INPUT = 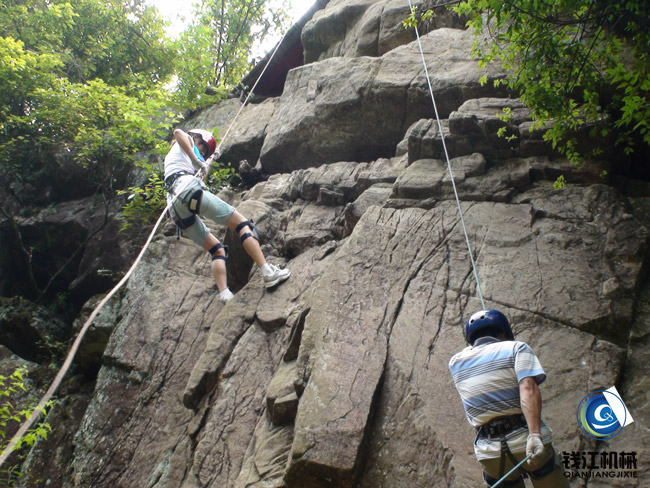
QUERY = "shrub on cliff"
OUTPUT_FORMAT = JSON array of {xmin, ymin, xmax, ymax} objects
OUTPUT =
[{"xmin": 453, "ymin": 0, "xmax": 650, "ymax": 165}]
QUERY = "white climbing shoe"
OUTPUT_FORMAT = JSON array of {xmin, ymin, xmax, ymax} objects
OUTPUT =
[
  {"xmin": 263, "ymin": 264, "xmax": 291, "ymax": 289},
  {"xmin": 218, "ymin": 288, "xmax": 234, "ymax": 304}
]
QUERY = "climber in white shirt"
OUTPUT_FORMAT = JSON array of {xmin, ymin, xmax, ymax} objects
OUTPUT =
[{"xmin": 164, "ymin": 128, "xmax": 290, "ymax": 303}]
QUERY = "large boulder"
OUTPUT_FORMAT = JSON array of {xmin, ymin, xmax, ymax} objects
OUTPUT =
[
  {"xmin": 260, "ymin": 28, "xmax": 505, "ymax": 173},
  {"xmin": 218, "ymin": 99, "xmax": 278, "ymax": 165},
  {"xmin": 303, "ymin": 0, "xmax": 467, "ymax": 62},
  {"xmin": 407, "ymin": 98, "xmax": 554, "ymax": 161}
]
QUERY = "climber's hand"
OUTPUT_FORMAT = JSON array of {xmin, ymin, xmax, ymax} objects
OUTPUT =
[
  {"xmin": 198, "ymin": 161, "xmax": 211, "ymax": 179},
  {"xmin": 526, "ymin": 433, "xmax": 545, "ymax": 470}
]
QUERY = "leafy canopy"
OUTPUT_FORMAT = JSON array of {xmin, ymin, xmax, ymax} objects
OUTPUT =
[
  {"xmin": 0, "ymin": 0, "xmax": 177, "ymax": 209},
  {"xmin": 171, "ymin": 0, "xmax": 290, "ymax": 109},
  {"xmin": 0, "ymin": 0, "xmax": 173, "ymax": 85},
  {"xmin": 1, "ymin": 0, "xmax": 290, "ymax": 237},
  {"xmin": 451, "ymin": 0, "xmax": 650, "ymax": 163}
]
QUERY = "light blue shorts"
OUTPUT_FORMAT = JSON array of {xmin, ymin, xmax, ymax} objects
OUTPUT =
[{"xmin": 170, "ymin": 182, "xmax": 235, "ymax": 246}]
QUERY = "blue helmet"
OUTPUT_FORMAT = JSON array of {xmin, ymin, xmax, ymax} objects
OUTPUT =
[{"xmin": 464, "ymin": 309, "xmax": 514, "ymax": 344}]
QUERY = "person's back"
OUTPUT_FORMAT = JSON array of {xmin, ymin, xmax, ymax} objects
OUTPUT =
[{"xmin": 448, "ymin": 310, "xmax": 569, "ymax": 488}]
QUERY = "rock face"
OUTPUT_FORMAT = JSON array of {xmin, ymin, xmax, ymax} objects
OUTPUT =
[
  {"xmin": 14, "ymin": 2, "xmax": 650, "ymax": 488},
  {"xmin": 302, "ymin": 0, "xmax": 467, "ymax": 62},
  {"xmin": 259, "ymin": 27, "xmax": 505, "ymax": 173}
]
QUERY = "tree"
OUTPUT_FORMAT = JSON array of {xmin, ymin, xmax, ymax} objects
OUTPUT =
[
  {"xmin": 0, "ymin": 0, "xmax": 177, "ymax": 212},
  {"xmin": 451, "ymin": 0, "xmax": 650, "ymax": 165},
  {"xmin": 171, "ymin": 0, "xmax": 290, "ymax": 109},
  {"xmin": 0, "ymin": 0, "xmax": 173, "ymax": 85},
  {"xmin": 0, "ymin": 0, "xmax": 178, "ymax": 307}
]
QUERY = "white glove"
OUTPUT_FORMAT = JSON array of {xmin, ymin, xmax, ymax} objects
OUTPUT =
[
  {"xmin": 526, "ymin": 433, "xmax": 545, "ymax": 469},
  {"xmin": 213, "ymin": 147, "xmax": 222, "ymax": 159},
  {"xmin": 198, "ymin": 161, "xmax": 211, "ymax": 178}
]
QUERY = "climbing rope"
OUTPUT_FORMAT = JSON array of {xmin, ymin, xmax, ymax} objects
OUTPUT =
[
  {"xmin": 0, "ymin": 27, "xmax": 291, "ymax": 468},
  {"xmin": 407, "ymin": 0, "xmax": 486, "ymax": 310},
  {"xmin": 491, "ymin": 454, "xmax": 533, "ymax": 487}
]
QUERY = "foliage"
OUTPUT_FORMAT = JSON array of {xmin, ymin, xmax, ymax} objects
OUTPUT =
[
  {"xmin": 451, "ymin": 0, "xmax": 650, "ymax": 164},
  {"xmin": 171, "ymin": 0, "xmax": 291, "ymax": 109},
  {"xmin": 0, "ymin": 367, "xmax": 53, "ymax": 486},
  {"xmin": 553, "ymin": 175, "xmax": 566, "ymax": 189},
  {"xmin": 117, "ymin": 158, "xmax": 236, "ymax": 231},
  {"xmin": 0, "ymin": 0, "xmax": 173, "ymax": 85},
  {"xmin": 117, "ymin": 170, "xmax": 167, "ymax": 231},
  {"xmin": 402, "ymin": 5, "xmax": 434, "ymax": 29},
  {"xmin": 205, "ymin": 162, "xmax": 236, "ymax": 193},
  {"xmin": 0, "ymin": 0, "xmax": 178, "ymax": 210}
]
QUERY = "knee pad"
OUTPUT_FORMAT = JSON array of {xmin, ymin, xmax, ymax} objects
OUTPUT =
[
  {"xmin": 483, "ymin": 471, "xmax": 522, "ymax": 487},
  {"xmin": 235, "ymin": 220, "xmax": 259, "ymax": 244},
  {"xmin": 208, "ymin": 243, "xmax": 228, "ymax": 262},
  {"xmin": 188, "ymin": 189, "xmax": 203, "ymax": 214}
]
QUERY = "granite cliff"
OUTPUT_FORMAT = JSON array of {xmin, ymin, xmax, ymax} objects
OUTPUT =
[{"xmin": 1, "ymin": 1, "xmax": 648, "ymax": 487}]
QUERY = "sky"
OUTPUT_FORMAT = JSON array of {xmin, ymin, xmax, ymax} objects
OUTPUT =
[{"xmin": 146, "ymin": 0, "xmax": 318, "ymax": 45}]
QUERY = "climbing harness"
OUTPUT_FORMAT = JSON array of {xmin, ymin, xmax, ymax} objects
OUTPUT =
[
  {"xmin": 476, "ymin": 415, "xmax": 557, "ymax": 486},
  {"xmin": 406, "ymin": 0, "xmax": 485, "ymax": 310},
  {"xmin": 0, "ymin": 22, "xmax": 291, "ymax": 469},
  {"xmin": 476, "ymin": 415, "xmax": 528, "ymax": 485},
  {"xmin": 164, "ymin": 170, "xmax": 194, "ymax": 191},
  {"xmin": 488, "ymin": 454, "xmax": 533, "ymax": 488},
  {"xmin": 478, "ymin": 414, "xmax": 527, "ymax": 439}
]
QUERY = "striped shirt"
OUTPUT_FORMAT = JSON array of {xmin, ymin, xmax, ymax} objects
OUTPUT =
[{"xmin": 449, "ymin": 337, "xmax": 553, "ymax": 459}]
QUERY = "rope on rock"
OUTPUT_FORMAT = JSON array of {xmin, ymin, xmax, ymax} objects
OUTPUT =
[
  {"xmin": 0, "ymin": 27, "xmax": 290, "ymax": 469},
  {"xmin": 406, "ymin": 0, "xmax": 486, "ymax": 310}
]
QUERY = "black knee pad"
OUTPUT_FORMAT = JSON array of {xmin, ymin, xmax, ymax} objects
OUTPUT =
[
  {"xmin": 188, "ymin": 189, "xmax": 203, "ymax": 214},
  {"xmin": 235, "ymin": 220, "xmax": 259, "ymax": 244},
  {"xmin": 208, "ymin": 243, "xmax": 228, "ymax": 262},
  {"xmin": 483, "ymin": 471, "xmax": 522, "ymax": 487}
]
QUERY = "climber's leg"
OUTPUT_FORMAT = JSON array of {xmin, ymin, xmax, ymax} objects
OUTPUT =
[
  {"xmin": 226, "ymin": 211, "xmax": 290, "ymax": 289},
  {"xmin": 203, "ymin": 234, "xmax": 227, "ymax": 292},
  {"xmin": 226, "ymin": 211, "xmax": 265, "ymax": 267}
]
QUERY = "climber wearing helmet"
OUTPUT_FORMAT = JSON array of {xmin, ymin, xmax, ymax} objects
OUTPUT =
[
  {"xmin": 164, "ymin": 128, "xmax": 290, "ymax": 303},
  {"xmin": 448, "ymin": 310, "xmax": 569, "ymax": 488}
]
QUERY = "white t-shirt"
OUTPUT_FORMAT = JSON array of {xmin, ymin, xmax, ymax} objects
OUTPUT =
[
  {"xmin": 163, "ymin": 141, "xmax": 203, "ymax": 180},
  {"xmin": 164, "ymin": 142, "xmax": 204, "ymax": 201}
]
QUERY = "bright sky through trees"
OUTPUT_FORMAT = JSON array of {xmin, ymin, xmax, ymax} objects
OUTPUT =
[{"xmin": 147, "ymin": 0, "xmax": 316, "ymax": 44}]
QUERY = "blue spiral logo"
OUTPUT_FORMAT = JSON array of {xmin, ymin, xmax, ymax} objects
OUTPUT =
[{"xmin": 576, "ymin": 390, "xmax": 626, "ymax": 440}]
